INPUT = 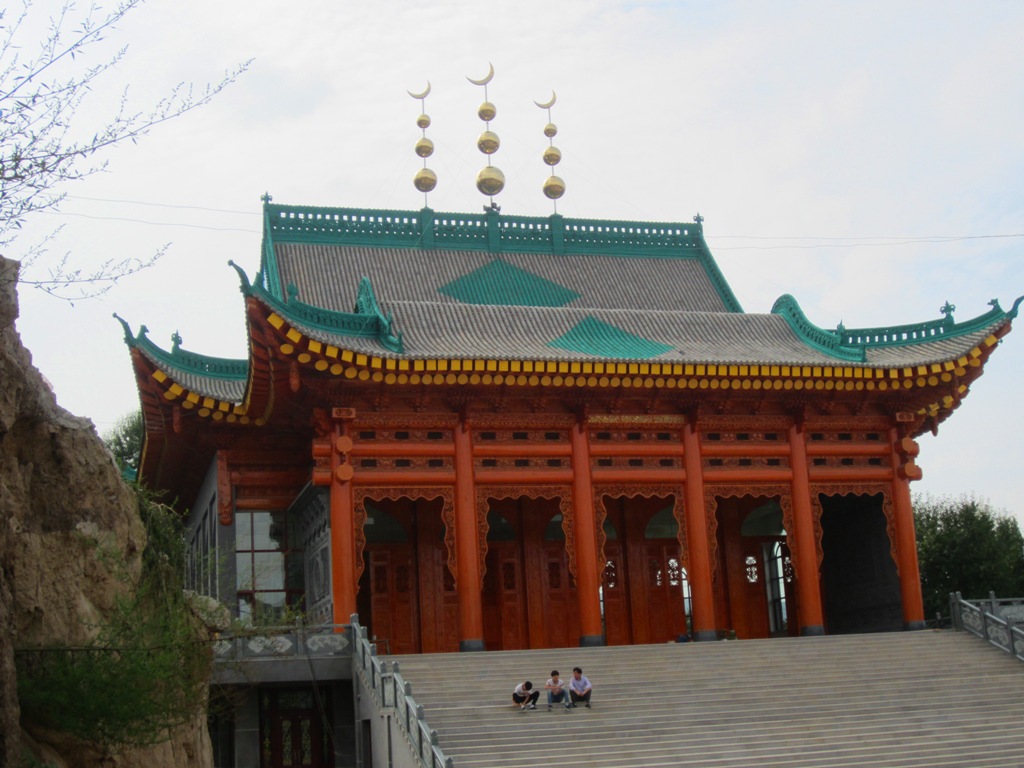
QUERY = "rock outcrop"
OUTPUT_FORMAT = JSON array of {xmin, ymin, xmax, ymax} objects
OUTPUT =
[{"xmin": 0, "ymin": 256, "xmax": 212, "ymax": 767}]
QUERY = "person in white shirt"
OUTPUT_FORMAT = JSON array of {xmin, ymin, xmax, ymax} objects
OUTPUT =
[
  {"xmin": 568, "ymin": 666, "xmax": 592, "ymax": 708},
  {"xmin": 545, "ymin": 670, "xmax": 569, "ymax": 710},
  {"xmin": 512, "ymin": 680, "xmax": 539, "ymax": 711}
]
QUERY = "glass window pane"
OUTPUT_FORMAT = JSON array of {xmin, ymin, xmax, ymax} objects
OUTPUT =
[
  {"xmin": 254, "ymin": 552, "xmax": 285, "ymax": 591},
  {"xmin": 236, "ymin": 554, "xmax": 254, "ymax": 591},
  {"xmin": 252, "ymin": 512, "xmax": 277, "ymax": 550},
  {"xmin": 236, "ymin": 512, "xmax": 252, "ymax": 551}
]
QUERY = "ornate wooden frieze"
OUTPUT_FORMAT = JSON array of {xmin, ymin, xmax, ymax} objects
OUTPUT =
[
  {"xmin": 216, "ymin": 451, "xmax": 231, "ymax": 525},
  {"xmin": 354, "ymin": 412, "xmax": 459, "ymax": 429},
  {"xmin": 472, "ymin": 427, "xmax": 570, "ymax": 444},
  {"xmin": 587, "ymin": 414, "xmax": 687, "ymax": 427},
  {"xmin": 808, "ymin": 483, "xmax": 893, "ymax": 573},
  {"xmin": 353, "ymin": 487, "xmax": 456, "ymax": 586},
  {"xmin": 589, "ymin": 427, "xmax": 683, "ymax": 442},
  {"xmin": 804, "ymin": 415, "xmax": 892, "ymax": 432},
  {"xmin": 354, "ymin": 457, "xmax": 455, "ymax": 471},
  {"xmin": 591, "ymin": 456, "xmax": 682, "ymax": 470},
  {"xmin": 804, "ymin": 428, "xmax": 887, "ymax": 442},
  {"xmin": 703, "ymin": 484, "xmax": 791, "ymax": 582},
  {"xmin": 594, "ymin": 485, "xmax": 685, "ymax": 570},
  {"xmin": 475, "ymin": 485, "xmax": 574, "ymax": 580},
  {"xmin": 350, "ymin": 426, "xmax": 454, "ymax": 443},
  {"xmin": 474, "ymin": 457, "xmax": 568, "ymax": 471},
  {"xmin": 470, "ymin": 413, "xmax": 576, "ymax": 430},
  {"xmin": 700, "ymin": 456, "xmax": 789, "ymax": 471},
  {"xmin": 698, "ymin": 415, "xmax": 792, "ymax": 433}
]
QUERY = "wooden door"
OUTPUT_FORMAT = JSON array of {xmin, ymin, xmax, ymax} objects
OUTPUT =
[
  {"xmin": 482, "ymin": 543, "xmax": 527, "ymax": 650},
  {"xmin": 263, "ymin": 689, "xmax": 328, "ymax": 768},
  {"xmin": 368, "ymin": 546, "xmax": 419, "ymax": 654},
  {"xmin": 643, "ymin": 541, "xmax": 689, "ymax": 643},
  {"xmin": 730, "ymin": 536, "xmax": 771, "ymax": 639},
  {"xmin": 540, "ymin": 542, "xmax": 576, "ymax": 647},
  {"xmin": 602, "ymin": 541, "xmax": 632, "ymax": 645},
  {"xmin": 415, "ymin": 501, "xmax": 459, "ymax": 653}
]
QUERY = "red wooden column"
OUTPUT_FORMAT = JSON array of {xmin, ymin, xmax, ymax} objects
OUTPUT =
[
  {"xmin": 891, "ymin": 427, "xmax": 926, "ymax": 630},
  {"xmin": 326, "ymin": 411, "xmax": 357, "ymax": 625},
  {"xmin": 682, "ymin": 418, "xmax": 717, "ymax": 641},
  {"xmin": 570, "ymin": 417, "xmax": 605, "ymax": 646},
  {"xmin": 787, "ymin": 422, "xmax": 825, "ymax": 636},
  {"xmin": 454, "ymin": 414, "xmax": 485, "ymax": 650}
]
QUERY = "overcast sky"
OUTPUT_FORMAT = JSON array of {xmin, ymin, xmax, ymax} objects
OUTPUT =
[{"xmin": 12, "ymin": 1, "xmax": 1024, "ymax": 524}]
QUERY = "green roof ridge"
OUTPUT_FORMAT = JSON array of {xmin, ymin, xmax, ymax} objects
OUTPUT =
[
  {"xmin": 438, "ymin": 259, "xmax": 581, "ymax": 307},
  {"xmin": 548, "ymin": 316, "xmax": 673, "ymax": 360},
  {"xmin": 771, "ymin": 294, "xmax": 1022, "ymax": 361},
  {"xmin": 259, "ymin": 199, "xmax": 743, "ymax": 313},
  {"xmin": 839, "ymin": 297, "xmax": 1020, "ymax": 347},
  {"xmin": 771, "ymin": 295, "xmax": 866, "ymax": 362},
  {"xmin": 251, "ymin": 276, "xmax": 404, "ymax": 354},
  {"xmin": 114, "ymin": 314, "xmax": 248, "ymax": 380}
]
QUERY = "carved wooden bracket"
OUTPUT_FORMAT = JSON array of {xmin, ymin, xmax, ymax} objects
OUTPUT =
[
  {"xmin": 809, "ymin": 483, "xmax": 893, "ymax": 574},
  {"xmin": 475, "ymin": 485, "xmax": 573, "ymax": 583},
  {"xmin": 703, "ymin": 484, "xmax": 790, "ymax": 582},
  {"xmin": 353, "ymin": 487, "xmax": 456, "ymax": 590}
]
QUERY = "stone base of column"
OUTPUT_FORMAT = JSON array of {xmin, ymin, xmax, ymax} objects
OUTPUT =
[
  {"xmin": 692, "ymin": 630, "xmax": 719, "ymax": 642},
  {"xmin": 799, "ymin": 625, "xmax": 825, "ymax": 637},
  {"xmin": 903, "ymin": 620, "xmax": 927, "ymax": 631},
  {"xmin": 578, "ymin": 635, "xmax": 606, "ymax": 647},
  {"xmin": 459, "ymin": 639, "xmax": 486, "ymax": 652}
]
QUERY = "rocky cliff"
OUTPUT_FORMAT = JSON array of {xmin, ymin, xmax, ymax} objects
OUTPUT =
[{"xmin": 0, "ymin": 256, "xmax": 213, "ymax": 768}]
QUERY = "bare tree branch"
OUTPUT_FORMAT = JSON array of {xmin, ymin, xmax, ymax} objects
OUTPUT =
[{"xmin": 0, "ymin": 0, "xmax": 251, "ymax": 300}]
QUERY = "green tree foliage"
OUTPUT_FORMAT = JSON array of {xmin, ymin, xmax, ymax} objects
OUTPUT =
[
  {"xmin": 16, "ymin": 487, "xmax": 210, "ymax": 748},
  {"xmin": 102, "ymin": 408, "xmax": 143, "ymax": 472},
  {"xmin": 914, "ymin": 494, "xmax": 1024, "ymax": 619}
]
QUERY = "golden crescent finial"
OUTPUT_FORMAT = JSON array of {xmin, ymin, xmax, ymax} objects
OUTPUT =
[
  {"xmin": 534, "ymin": 91, "xmax": 557, "ymax": 109},
  {"xmin": 466, "ymin": 63, "xmax": 495, "ymax": 86},
  {"xmin": 407, "ymin": 81, "xmax": 431, "ymax": 100}
]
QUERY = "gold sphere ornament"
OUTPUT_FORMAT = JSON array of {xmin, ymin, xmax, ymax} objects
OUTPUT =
[
  {"xmin": 416, "ymin": 113, "xmax": 431, "ymax": 129},
  {"xmin": 415, "ymin": 137, "xmax": 434, "ymax": 158},
  {"xmin": 477, "ymin": 130, "xmax": 500, "ymax": 155},
  {"xmin": 414, "ymin": 168, "xmax": 438, "ymax": 193},
  {"xmin": 476, "ymin": 166, "xmax": 506, "ymax": 196},
  {"xmin": 542, "ymin": 146, "xmax": 562, "ymax": 166},
  {"xmin": 544, "ymin": 122, "xmax": 558, "ymax": 138},
  {"xmin": 542, "ymin": 175, "xmax": 566, "ymax": 200},
  {"xmin": 478, "ymin": 101, "xmax": 497, "ymax": 121}
]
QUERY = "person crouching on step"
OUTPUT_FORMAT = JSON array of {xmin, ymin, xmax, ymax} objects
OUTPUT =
[{"xmin": 512, "ymin": 680, "xmax": 539, "ymax": 711}]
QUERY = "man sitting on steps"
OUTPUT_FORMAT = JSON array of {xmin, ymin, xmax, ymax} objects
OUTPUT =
[
  {"xmin": 545, "ymin": 670, "xmax": 569, "ymax": 710},
  {"xmin": 568, "ymin": 667, "xmax": 592, "ymax": 709},
  {"xmin": 512, "ymin": 680, "xmax": 539, "ymax": 711}
]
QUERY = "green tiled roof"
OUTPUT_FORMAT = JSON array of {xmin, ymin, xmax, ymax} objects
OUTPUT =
[
  {"xmin": 438, "ymin": 259, "xmax": 581, "ymax": 307},
  {"xmin": 548, "ymin": 316, "xmax": 674, "ymax": 360}
]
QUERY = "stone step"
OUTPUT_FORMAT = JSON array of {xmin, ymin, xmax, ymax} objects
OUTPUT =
[{"xmin": 380, "ymin": 630, "xmax": 1024, "ymax": 768}]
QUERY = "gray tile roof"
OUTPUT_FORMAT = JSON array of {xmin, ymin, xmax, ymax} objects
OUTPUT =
[
  {"xmin": 274, "ymin": 244, "xmax": 731, "ymax": 313},
  {"xmin": 138, "ymin": 346, "xmax": 247, "ymax": 403},
  {"xmin": 286, "ymin": 301, "xmax": 1003, "ymax": 369}
]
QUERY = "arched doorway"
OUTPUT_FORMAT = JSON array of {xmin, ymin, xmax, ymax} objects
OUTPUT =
[
  {"xmin": 817, "ymin": 491, "xmax": 902, "ymax": 634},
  {"xmin": 355, "ymin": 495, "xmax": 454, "ymax": 654},
  {"xmin": 711, "ymin": 494, "xmax": 795, "ymax": 639},
  {"xmin": 480, "ymin": 493, "xmax": 578, "ymax": 650},
  {"xmin": 600, "ymin": 494, "xmax": 689, "ymax": 645}
]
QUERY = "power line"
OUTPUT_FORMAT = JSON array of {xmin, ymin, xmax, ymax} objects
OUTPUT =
[
  {"xmin": 66, "ymin": 195, "xmax": 259, "ymax": 215},
  {"xmin": 49, "ymin": 196, "xmax": 1024, "ymax": 249},
  {"xmin": 40, "ymin": 209, "xmax": 256, "ymax": 233},
  {"xmin": 709, "ymin": 233, "xmax": 1024, "ymax": 251}
]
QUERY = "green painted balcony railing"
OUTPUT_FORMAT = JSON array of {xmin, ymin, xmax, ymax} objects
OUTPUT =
[{"xmin": 262, "ymin": 203, "xmax": 706, "ymax": 257}]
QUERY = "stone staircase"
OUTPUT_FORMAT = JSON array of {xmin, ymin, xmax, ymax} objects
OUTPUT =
[{"xmin": 387, "ymin": 631, "xmax": 1024, "ymax": 768}]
